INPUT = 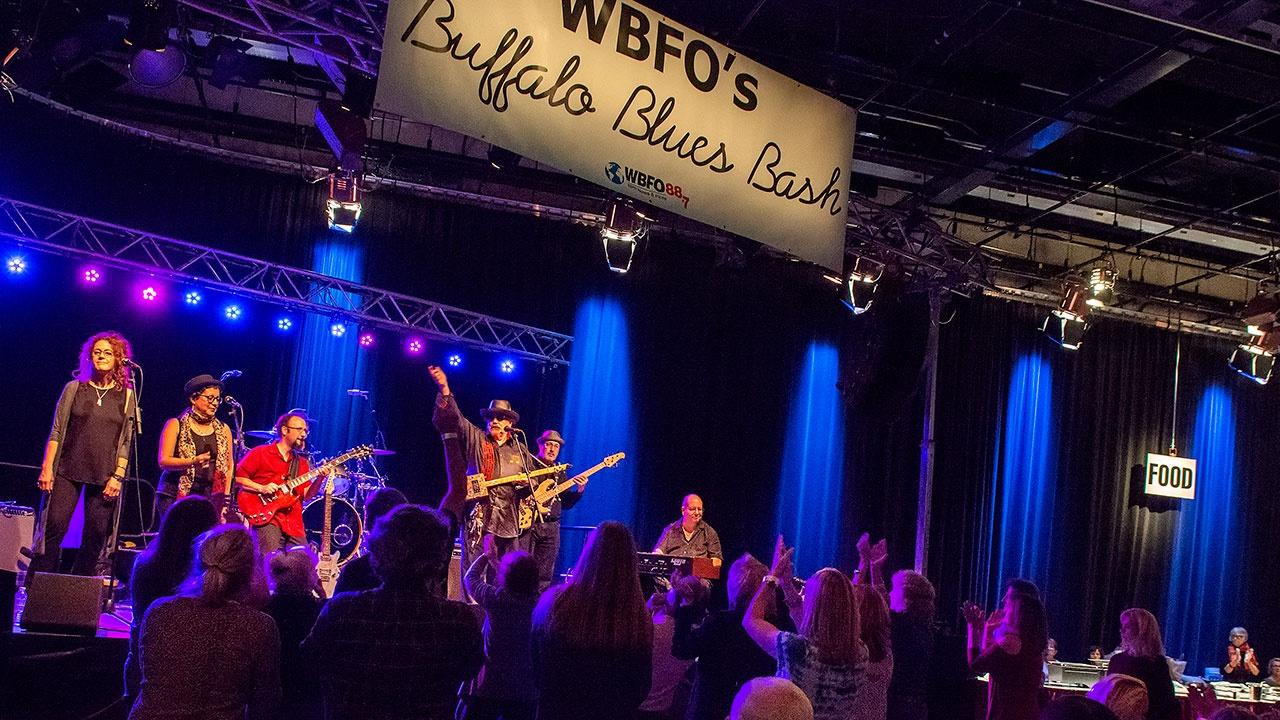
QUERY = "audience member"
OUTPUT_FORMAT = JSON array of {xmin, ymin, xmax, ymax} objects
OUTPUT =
[
  {"xmin": 532, "ymin": 520, "xmax": 653, "ymax": 720},
  {"xmin": 1040, "ymin": 696, "xmax": 1118, "ymax": 720},
  {"xmin": 1088, "ymin": 646, "xmax": 1105, "ymax": 662},
  {"xmin": 1106, "ymin": 609, "xmax": 1176, "ymax": 720},
  {"xmin": 673, "ymin": 552, "xmax": 777, "ymax": 720},
  {"xmin": 460, "ymin": 539, "xmax": 540, "ymax": 720},
  {"xmin": 333, "ymin": 486, "xmax": 407, "ymax": 594},
  {"xmin": 303, "ymin": 504, "xmax": 483, "ymax": 719},
  {"xmin": 729, "ymin": 677, "xmax": 814, "ymax": 720},
  {"xmin": 853, "ymin": 585, "xmax": 893, "ymax": 720},
  {"xmin": 1208, "ymin": 709, "xmax": 1255, "ymax": 720},
  {"xmin": 964, "ymin": 589, "xmax": 1048, "ymax": 720},
  {"xmin": 744, "ymin": 549, "xmax": 865, "ymax": 720},
  {"xmin": 265, "ymin": 546, "xmax": 325, "ymax": 720},
  {"xmin": 1222, "ymin": 627, "xmax": 1261, "ymax": 682},
  {"xmin": 886, "ymin": 569, "xmax": 936, "ymax": 720},
  {"xmin": 1264, "ymin": 658, "xmax": 1280, "ymax": 687},
  {"xmin": 1042, "ymin": 639, "xmax": 1058, "ymax": 679},
  {"xmin": 129, "ymin": 525, "xmax": 281, "ymax": 720},
  {"xmin": 1086, "ymin": 674, "xmax": 1149, "ymax": 720},
  {"xmin": 125, "ymin": 495, "xmax": 218, "ymax": 697},
  {"xmin": 638, "ymin": 580, "xmax": 696, "ymax": 719}
]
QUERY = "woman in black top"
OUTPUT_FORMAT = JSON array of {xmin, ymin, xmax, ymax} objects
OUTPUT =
[
  {"xmin": 31, "ymin": 332, "xmax": 137, "ymax": 578},
  {"xmin": 1106, "ymin": 608, "xmax": 1177, "ymax": 720},
  {"xmin": 156, "ymin": 374, "xmax": 235, "ymax": 523}
]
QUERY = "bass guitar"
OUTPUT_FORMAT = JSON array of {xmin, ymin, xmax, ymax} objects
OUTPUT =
[
  {"xmin": 315, "ymin": 476, "xmax": 340, "ymax": 597},
  {"xmin": 237, "ymin": 445, "xmax": 374, "ymax": 527},
  {"xmin": 465, "ymin": 463, "xmax": 569, "ymax": 501},
  {"xmin": 517, "ymin": 452, "xmax": 625, "ymax": 530}
]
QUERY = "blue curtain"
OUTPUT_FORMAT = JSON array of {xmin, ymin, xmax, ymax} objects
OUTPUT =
[
  {"xmin": 775, "ymin": 342, "xmax": 846, "ymax": 577},
  {"xmin": 287, "ymin": 240, "xmax": 374, "ymax": 459},
  {"xmin": 559, "ymin": 297, "xmax": 637, "ymax": 529},
  {"xmin": 1165, "ymin": 383, "xmax": 1238, "ymax": 673},
  {"xmin": 990, "ymin": 351, "xmax": 1057, "ymax": 599}
]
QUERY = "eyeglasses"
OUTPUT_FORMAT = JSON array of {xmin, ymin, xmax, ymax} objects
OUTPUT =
[
  {"xmin": 283, "ymin": 425, "xmax": 308, "ymax": 433},
  {"xmin": 91, "ymin": 349, "xmax": 115, "ymax": 358},
  {"xmin": 197, "ymin": 394, "xmax": 222, "ymax": 404}
]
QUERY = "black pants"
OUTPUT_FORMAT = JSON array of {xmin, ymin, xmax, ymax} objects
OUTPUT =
[
  {"xmin": 30, "ymin": 477, "xmax": 117, "ymax": 578},
  {"xmin": 254, "ymin": 523, "xmax": 304, "ymax": 556},
  {"xmin": 525, "ymin": 519, "xmax": 561, "ymax": 592}
]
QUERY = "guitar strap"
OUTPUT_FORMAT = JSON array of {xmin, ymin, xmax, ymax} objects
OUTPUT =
[{"xmin": 287, "ymin": 455, "xmax": 300, "ymax": 483}]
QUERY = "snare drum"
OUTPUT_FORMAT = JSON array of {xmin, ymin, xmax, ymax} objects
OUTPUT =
[{"xmin": 302, "ymin": 496, "xmax": 363, "ymax": 566}]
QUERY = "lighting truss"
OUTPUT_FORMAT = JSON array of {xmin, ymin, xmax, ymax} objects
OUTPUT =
[
  {"xmin": 846, "ymin": 196, "xmax": 990, "ymax": 297},
  {"xmin": 0, "ymin": 195, "xmax": 572, "ymax": 365}
]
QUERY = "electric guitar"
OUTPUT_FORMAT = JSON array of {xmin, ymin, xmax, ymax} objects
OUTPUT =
[
  {"xmin": 237, "ymin": 445, "xmax": 374, "ymax": 527},
  {"xmin": 465, "ymin": 463, "xmax": 570, "ymax": 501},
  {"xmin": 315, "ymin": 476, "xmax": 340, "ymax": 597},
  {"xmin": 517, "ymin": 452, "xmax": 625, "ymax": 530}
]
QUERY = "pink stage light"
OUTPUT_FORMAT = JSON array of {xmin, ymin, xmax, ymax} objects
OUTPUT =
[
  {"xmin": 406, "ymin": 338, "xmax": 424, "ymax": 355},
  {"xmin": 83, "ymin": 268, "xmax": 102, "ymax": 284},
  {"xmin": 359, "ymin": 333, "xmax": 375, "ymax": 348},
  {"xmin": 141, "ymin": 286, "xmax": 158, "ymax": 302}
]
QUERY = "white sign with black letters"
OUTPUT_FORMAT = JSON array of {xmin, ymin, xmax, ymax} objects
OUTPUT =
[
  {"xmin": 376, "ymin": 0, "xmax": 857, "ymax": 269},
  {"xmin": 1144, "ymin": 453, "xmax": 1196, "ymax": 500}
]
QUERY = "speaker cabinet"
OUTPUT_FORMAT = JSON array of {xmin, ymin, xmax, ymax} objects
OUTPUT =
[{"xmin": 20, "ymin": 572, "xmax": 103, "ymax": 636}]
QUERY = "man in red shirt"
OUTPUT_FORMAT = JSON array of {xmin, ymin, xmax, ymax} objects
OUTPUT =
[{"xmin": 235, "ymin": 412, "xmax": 319, "ymax": 554}]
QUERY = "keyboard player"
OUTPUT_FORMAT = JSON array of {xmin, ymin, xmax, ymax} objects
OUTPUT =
[{"xmin": 653, "ymin": 494, "xmax": 722, "ymax": 560}]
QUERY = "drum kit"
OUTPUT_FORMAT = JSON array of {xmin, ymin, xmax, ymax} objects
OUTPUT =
[{"xmin": 244, "ymin": 429, "xmax": 397, "ymax": 567}]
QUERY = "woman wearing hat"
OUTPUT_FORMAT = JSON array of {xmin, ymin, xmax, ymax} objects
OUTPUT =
[{"xmin": 155, "ymin": 374, "xmax": 235, "ymax": 522}]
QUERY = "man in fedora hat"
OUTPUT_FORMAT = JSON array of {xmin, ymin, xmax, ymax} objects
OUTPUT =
[
  {"xmin": 526, "ymin": 429, "xmax": 588, "ymax": 591},
  {"xmin": 428, "ymin": 365, "xmax": 535, "ymax": 564}
]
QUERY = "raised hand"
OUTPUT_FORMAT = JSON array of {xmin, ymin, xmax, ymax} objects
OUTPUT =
[
  {"xmin": 771, "ymin": 535, "xmax": 794, "ymax": 579},
  {"xmin": 428, "ymin": 365, "xmax": 450, "ymax": 394},
  {"xmin": 856, "ymin": 532, "xmax": 872, "ymax": 559},
  {"xmin": 870, "ymin": 538, "xmax": 888, "ymax": 566},
  {"xmin": 962, "ymin": 601, "xmax": 987, "ymax": 627}
]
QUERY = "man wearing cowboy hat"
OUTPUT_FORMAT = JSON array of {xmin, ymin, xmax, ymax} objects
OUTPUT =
[
  {"xmin": 526, "ymin": 429, "xmax": 587, "ymax": 591},
  {"xmin": 428, "ymin": 365, "xmax": 535, "ymax": 562}
]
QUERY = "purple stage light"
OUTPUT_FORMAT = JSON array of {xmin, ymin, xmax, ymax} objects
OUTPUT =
[
  {"xmin": 6, "ymin": 255, "xmax": 27, "ymax": 275},
  {"xmin": 83, "ymin": 268, "xmax": 102, "ymax": 284},
  {"xmin": 141, "ymin": 286, "xmax": 158, "ymax": 302},
  {"xmin": 359, "ymin": 332, "xmax": 375, "ymax": 348},
  {"xmin": 406, "ymin": 338, "xmax": 424, "ymax": 355}
]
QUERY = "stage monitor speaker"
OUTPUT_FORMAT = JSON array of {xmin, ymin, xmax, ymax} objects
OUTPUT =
[{"xmin": 20, "ymin": 572, "xmax": 103, "ymax": 636}]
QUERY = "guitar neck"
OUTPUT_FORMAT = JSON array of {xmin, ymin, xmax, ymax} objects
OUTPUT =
[
  {"xmin": 543, "ymin": 461, "xmax": 609, "ymax": 498},
  {"xmin": 485, "ymin": 464, "xmax": 568, "ymax": 488}
]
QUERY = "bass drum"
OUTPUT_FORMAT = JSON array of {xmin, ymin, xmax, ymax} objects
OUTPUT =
[{"xmin": 302, "ymin": 497, "xmax": 363, "ymax": 567}]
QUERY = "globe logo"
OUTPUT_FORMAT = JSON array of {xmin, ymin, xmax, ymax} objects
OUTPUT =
[{"xmin": 606, "ymin": 162, "xmax": 624, "ymax": 184}]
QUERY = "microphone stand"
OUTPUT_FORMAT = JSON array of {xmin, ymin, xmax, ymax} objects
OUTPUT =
[
  {"xmin": 222, "ymin": 397, "xmax": 248, "ymax": 524},
  {"xmin": 103, "ymin": 362, "xmax": 143, "ymax": 616},
  {"xmin": 510, "ymin": 428, "xmax": 546, "ymax": 526}
]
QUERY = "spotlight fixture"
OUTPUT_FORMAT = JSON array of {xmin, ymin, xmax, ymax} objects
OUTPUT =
[
  {"xmin": 499, "ymin": 358, "xmax": 516, "ymax": 374},
  {"xmin": 488, "ymin": 146, "xmax": 521, "ymax": 170},
  {"xmin": 83, "ymin": 268, "xmax": 101, "ymax": 283},
  {"xmin": 325, "ymin": 170, "xmax": 363, "ymax": 233},
  {"xmin": 1085, "ymin": 264, "xmax": 1117, "ymax": 308},
  {"xmin": 1232, "ymin": 299, "xmax": 1280, "ymax": 384},
  {"xmin": 406, "ymin": 338, "xmax": 424, "ymax": 355},
  {"xmin": 128, "ymin": 42, "xmax": 186, "ymax": 88},
  {"xmin": 6, "ymin": 255, "xmax": 27, "ymax": 274},
  {"xmin": 601, "ymin": 197, "xmax": 648, "ymax": 274},
  {"xmin": 1241, "ymin": 290, "xmax": 1280, "ymax": 330},
  {"xmin": 1042, "ymin": 277, "xmax": 1091, "ymax": 350},
  {"xmin": 141, "ymin": 286, "xmax": 158, "ymax": 301},
  {"xmin": 358, "ymin": 332, "xmax": 375, "ymax": 348},
  {"xmin": 124, "ymin": 0, "xmax": 175, "ymax": 53},
  {"xmin": 184, "ymin": 290, "xmax": 202, "ymax": 306},
  {"xmin": 447, "ymin": 353, "xmax": 463, "ymax": 368},
  {"xmin": 276, "ymin": 317, "xmax": 293, "ymax": 332},
  {"xmin": 329, "ymin": 321, "xmax": 347, "ymax": 338},
  {"xmin": 841, "ymin": 256, "xmax": 884, "ymax": 315},
  {"xmin": 223, "ymin": 304, "xmax": 243, "ymax": 321}
]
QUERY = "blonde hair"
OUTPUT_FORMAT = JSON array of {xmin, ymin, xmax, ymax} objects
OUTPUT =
[
  {"xmin": 855, "ymin": 585, "xmax": 891, "ymax": 664},
  {"xmin": 1086, "ymin": 673, "xmax": 1149, "ymax": 720},
  {"xmin": 800, "ymin": 568, "xmax": 862, "ymax": 666},
  {"xmin": 1119, "ymin": 608, "xmax": 1165, "ymax": 659},
  {"xmin": 730, "ymin": 676, "xmax": 814, "ymax": 720}
]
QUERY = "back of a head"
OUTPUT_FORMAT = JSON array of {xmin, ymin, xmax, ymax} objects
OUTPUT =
[
  {"xmin": 556, "ymin": 521, "xmax": 649, "ymax": 652},
  {"xmin": 369, "ymin": 504, "xmax": 451, "ymax": 588},
  {"xmin": 730, "ymin": 676, "xmax": 814, "ymax": 720},
  {"xmin": 727, "ymin": 553, "xmax": 768, "ymax": 611},
  {"xmin": 1006, "ymin": 577, "xmax": 1040, "ymax": 599},
  {"xmin": 892, "ymin": 569, "xmax": 936, "ymax": 621},
  {"xmin": 801, "ymin": 568, "xmax": 861, "ymax": 666},
  {"xmin": 364, "ymin": 487, "xmax": 408, "ymax": 526},
  {"xmin": 1209, "ymin": 709, "xmax": 1257, "ymax": 720},
  {"xmin": 1086, "ymin": 674, "xmax": 1149, "ymax": 720},
  {"xmin": 268, "ymin": 546, "xmax": 319, "ymax": 595},
  {"xmin": 150, "ymin": 495, "xmax": 218, "ymax": 580},
  {"xmin": 185, "ymin": 524, "xmax": 259, "ymax": 606},
  {"xmin": 1006, "ymin": 592, "xmax": 1050, "ymax": 655},
  {"xmin": 1041, "ymin": 696, "xmax": 1119, "ymax": 720},
  {"xmin": 498, "ymin": 550, "xmax": 539, "ymax": 598},
  {"xmin": 1119, "ymin": 608, "xmax": 1165, "ymax": 658},
  {"xmin": 855, "ymin": 584, "xmax": 891, "ymax": 663}
]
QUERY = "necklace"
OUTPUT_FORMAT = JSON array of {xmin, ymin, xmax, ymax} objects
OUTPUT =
[{"xmin": 89, "ymin": 380, "xmax": 115, "ymax": 406}]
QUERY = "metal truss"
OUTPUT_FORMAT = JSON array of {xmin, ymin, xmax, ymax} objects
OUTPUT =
[
  {"xmin": 0, "ymin": 195, "xmax": 573, "ymax": 365},
  {"xmin": 846, "ymin": 194, "xmax": 991, "ymax": 298},
  {"xmin": 179, "ymin": 0, "xmax": 386, "ymax": 75}
]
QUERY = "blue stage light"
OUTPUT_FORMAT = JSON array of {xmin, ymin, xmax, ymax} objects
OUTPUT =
[
  {"xmin": 447, "ymin": 353, "xmax": 463, "ymax": 367},
  {"xmin": 6, "ymin": 255, "xmax": 28, "ymax": 275},
  {"xmin": 224, "ymin": 304, "xmax": 243, "ymax": 321},
  {"xmin": 277, "ymin": 317, "xmax": 293, "ymax": 332},
  {"xmin": 330, "ymin": 322, "xmax": 347, "ymax": 338},
  {"xmin": 499, "ymin": 358, "xmax": 516, "ymax": 374},
  {"xmin": 184, "ymin": 290, "xmax": 203, "ymax": 306}
]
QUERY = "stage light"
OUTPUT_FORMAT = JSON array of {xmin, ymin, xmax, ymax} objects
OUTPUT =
[
  {"xmin": 358, "ymin": 332, "xmax": 375, "ymax": 348},
  {"xmin": 1085, "ymin": 265, "xmax": 1117, "ymax": 308},
  {"xmin": 600, "ymin": 197, "xmax": 647, "ymax": 273},
  {"xmin": 83, "ymin": 268, "xmax": 101, "ymax": 284},
  {"xmin": 329, "ymin": 321, "xmax": 347, "ymax": 338},
  {"xmin": 124, "ymin": 0, "xmax": 175, "ymax": 52},
  {"xmin": 406, "ymin": 338, "xmax": 424, "ymax": 355},
  {"xmin": 842, "ymin": 256, "xmax": 884, "ymax": 315},
  {"xmin": 499, "ymin": 358, "xmax": 516, "ymax": 374},
  {"xmin": 488, "ymin": 146, "xmax": 521, "ymax": 170},
  {"xmin": 1229, "ymin": 323, "xmax": 1280, "ymax": 384},
  {"xmin": 128, "ymin": 43, "xmax": 185, "ymax": 88},
  {"xmin": 141, "ymin": 286, "xmax": 158, "ymax": 301},
  {"xmin": 223, "ymin": 304, "xmax": 243, "ymax": 321},
  {"xmin": 1041, "ymin": 313, "xmax": 1089, "ymax": 350},
  {"xmin": 1242, "ymin": 290, "xmax": 1280, "ymax": 329},
  {"xmin": 184, "ymin": 290, "xmax": 202, "ymax": 306},
  {"xmin": 447, "ymin": 353, "xmax": 463, "ymax": 367},
  {"xmin": 5, "ymin": 255, "xmax": 27, "ymax": 275},
  {"xmin": 276, "ymin": 317, "xmax": 293, "ymax": 332},
  {"xmin": 325, "ymin": 171, "xmax": 363, "ymax": 233}
]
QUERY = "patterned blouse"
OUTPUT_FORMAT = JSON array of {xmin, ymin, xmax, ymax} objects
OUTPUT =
[{"xmin": 776, "ymin": 631, "xmax": 865, "ymax": 720}]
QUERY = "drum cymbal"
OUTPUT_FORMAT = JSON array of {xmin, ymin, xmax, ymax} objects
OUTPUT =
[
  {"xmin": 371, "ymin": 448, "xmax": 396, "ymax": 456},
  {"xmin": 245, "ymin": 430, "xmax": 276, "ymax": 440}
]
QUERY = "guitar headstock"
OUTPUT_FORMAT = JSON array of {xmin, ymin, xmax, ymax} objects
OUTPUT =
[{"xmin": 604, "ymin": 452, "xmax": 626, "ymax": 467}]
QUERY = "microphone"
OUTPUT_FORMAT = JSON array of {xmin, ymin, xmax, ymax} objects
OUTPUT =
[
  {"xmin": 120, "ymin": 357, "xmax": 139, "ymax": 367},
  {"xmin": 223, "ymin": 395, "xmax": 241, "ymax": 406},
  {"xmin": 347, "ymin": 389, "xmax": 370, "ymax": 398},
  {"xmin": 219, "ymin": 370, "xmax": 242, "ymax": 381}
]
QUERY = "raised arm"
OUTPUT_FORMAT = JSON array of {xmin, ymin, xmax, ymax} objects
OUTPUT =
[{"xmin": 743, "ymin": 576, "xmax": 782, "ymax": 660}]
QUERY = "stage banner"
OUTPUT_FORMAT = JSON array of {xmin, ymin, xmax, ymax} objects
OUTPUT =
[
  {"xmin": 376, "ymin": 0, "xmax": 857, "ymax": 269},
  {"xmin": 1145, "ymin": 452, "xmax": 1196, "ymax": 500}
]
